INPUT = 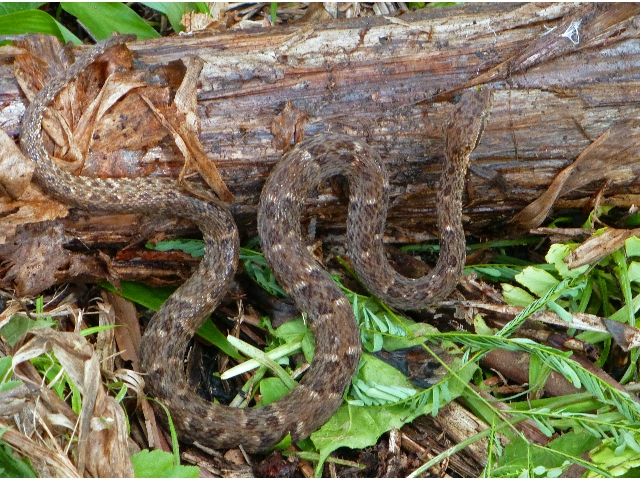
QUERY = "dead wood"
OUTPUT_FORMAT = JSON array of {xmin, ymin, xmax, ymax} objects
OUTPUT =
[{"xmin": 2, "ymin": 3, "xmax": 640, "ymax": 292}]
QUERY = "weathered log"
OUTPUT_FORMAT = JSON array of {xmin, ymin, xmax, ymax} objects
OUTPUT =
[{"xmin": 2, "ymin": 2, "xmax": 640, "ymax": 292}]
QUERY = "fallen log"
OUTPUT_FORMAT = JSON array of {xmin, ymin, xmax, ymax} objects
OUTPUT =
[{"xmin": 2, "ymin": 2, "xmax": 640, "ymax": 293}]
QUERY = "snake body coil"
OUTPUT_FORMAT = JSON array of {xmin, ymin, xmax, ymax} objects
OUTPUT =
[{"xmin": 20, "ymin": 35, "xmax": 491, "ymax": 451}]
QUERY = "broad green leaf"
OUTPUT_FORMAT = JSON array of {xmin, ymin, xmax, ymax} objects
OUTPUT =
[
  {"xmin": 546, "ymin": 243, "xmax": 588, "ymax": 278},
  {"xmin": 628, "ymin": 261, "xmax": 640, "ymax": 284},
  {"xmin": 0, "ymin": 380, "xmax": 23, "ymax": 393},
  {"xmin": 382, "ymin": 320, "xmax": 438, "ymax": 351},
  {"xmin": 310, "ymin": 403, "xmax": 427, "ymax": 477},
  {"xmin": 101, "ymin": 282, "xmax": 238, "ymax": 358},
  {"xmin": 0, "ymin": 316, "xmax": 55, "ymax": 347},
  {"xmin": 502, "ymin": 284, "xmax": 536, "ymax": 307},
  {"xmin": 197, "ymin": 319, "xmax": 242, "ymax": 360},
  {"xmin": 626, "ymin": 236, "xmax": 640, "ymax": 257},
  {"xmin": 100, "ymin": 281, "xmax": 174, "ymax": 312},
  {"xmin": 131, "ymin": 449, "xmax": 199, "ymax": 478},
  {"xmin": 0, "ymin": 9, "xmax": 80, "ymax": 44},
  {"xmin": 259, "ymin": 377, "xmax": 289, "ymax": 406},
  {"xmin": 473, "ymin": 314, "xmax": 495, "ymax": 336},
  {"xmin": 358, "ymin": 354, "xmax": 416, "ymax": 391},
  {"xmin": 310, "ymin": 352, "xmax": 475, "ymax": 475},
  {"xmin": 589, "ymin": 435, "xmax": 640, "ymax": 477},
  {"xmin": 61, "ymin": 2, "xmax": 161, "ymax": 40},
  {"xmin": 0, "ymin": 440, "xmax": 37, "ymax": 478},
  {"xmin": 0, "ymin": 3, "xmax": 45, "ymax": 15},
  {"xmin": 492, "ymin": 432, "xmax": 600, "ymax": 477},
  {"xmin": 272, "ymin": 318, "xmax": 307, "ymax": 345},
  {"xmin": 0, "ymin": 356, "xmax": 12, "ymax": 382},
  {"xmin": 271, "ymin": 433, "xmax": 292, "ymax": 451},
  {"xmin": 590, "ymin": 439, "xmax": 640, "ymax": 477},
  {"xmin": 515, "ymin": 266, "xmax": 560, "ymax": 297}
]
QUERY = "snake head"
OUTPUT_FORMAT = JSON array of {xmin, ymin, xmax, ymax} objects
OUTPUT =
[{"xmin": 444, "ymin": 87, "xmax": 493, "ymax": 158}]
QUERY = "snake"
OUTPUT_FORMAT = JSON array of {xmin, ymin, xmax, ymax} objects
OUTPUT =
[{"xmin": 19, "ymin": 34, "xmax": 492, "ymax": 452}]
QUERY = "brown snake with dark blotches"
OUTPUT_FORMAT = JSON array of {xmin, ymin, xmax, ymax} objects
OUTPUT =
[{"xmin": 20, "ymin": 34, "xmax": 492, "ymax": 451}]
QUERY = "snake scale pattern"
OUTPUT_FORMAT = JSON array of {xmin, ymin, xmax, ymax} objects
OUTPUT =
[{"xmin": 20, "ymin": 34, "xmax": 492, "ymax": 451}]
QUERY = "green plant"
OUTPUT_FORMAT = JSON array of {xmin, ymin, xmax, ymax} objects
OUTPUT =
[{"xmin": 0, "ymin": 2, "xmax": 210, "ymax": 43}]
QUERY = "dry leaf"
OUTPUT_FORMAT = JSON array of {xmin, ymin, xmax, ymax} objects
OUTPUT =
[
  {"xmin": 12, "ymin": 328, "xmax": 134, "ymax": 477},
  {"xmin": 564, "ymin": 227, "xmax": 640, "ymax": 269},
  {"xmin": 2, "ymin": 220, "xmax": 112, "ymax": 296},
  {"xmin": 102, "ymin": 291, "xmax": 142, "ymax": 370},
  {"xmin": 139, "ymin": 57, "xmax": 234, "ymax": 203},
  {"xmin": 512, "ymin": 119, "xmax": 640, "ymax": 229},
  {"xmin": 0, "ymin": 128, "xmax": 35, "ymax": 199}
]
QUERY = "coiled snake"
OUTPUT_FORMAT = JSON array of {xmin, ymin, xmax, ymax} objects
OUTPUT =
[{"xmin": 20, "ymin": 34, "xmax": 492, "ymax": 451}]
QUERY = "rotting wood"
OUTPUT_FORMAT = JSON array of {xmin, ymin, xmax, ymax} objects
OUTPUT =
[{"xmin": 2, "ymin": 3, "xmax": 640, "ymax": 292}]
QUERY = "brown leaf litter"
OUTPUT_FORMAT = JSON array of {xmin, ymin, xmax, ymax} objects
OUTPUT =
[
  {"xmin": 0, "ymin": 34, "xmax": 233, "ymax": 298},
  {"xmin": 0, "ymin": 33, "xmax": 236, "ymax": 476}
]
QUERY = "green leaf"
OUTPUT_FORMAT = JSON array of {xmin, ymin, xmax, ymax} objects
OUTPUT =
[
  {"xmin": 131, "ymin": 449, "xmax": 199, "ymax": 478},
  {"xmin": 473, "ymin": 314, "xmax": 495, "ymax": 336},
  {"xmin": 61, "ymin": 2, "xmax": 161, "ymax": 40},
  {"xmin": 272, "ymin": 318, "xmax": 307, "ymax": 344},
  {"xmin": 528, "ymin": 354, "xmax": 551, "ymax": 395},
  {"xmin": 492, "ymin": 432, "xmax": 600, "ymax": 477},
  {"xmin": 310, "ymin": 402, "xmax": 427, "ymax": 477},
  {"xmin": 0, "ymin": 9, "xmax": 80, "ymax": 44},
  {"xmin": 259, "ymin": 377, "xmax": 290, "ymax": 406},
  {"xmin": 226, "ymin": 336, "xmax": 297, "ymax": 390},
  {"xmin": 80, "ymin": 324, "xmax": 119, "ymax": 337},
  {"xmin": 271, "ymin": 433, "xmax": 292, "ymax": 451},
  {"xmin": 546, "ymin": 243, "xmax": 588, "ymax": 279},
  {"xmin": 0, "ymin": 437, "xmax": 37, "ymax": 478},
  {"xmin": 146, "ymin": 239, "xmax": 204, "ymax": 258},
  {"xmin": 427, "ymin": 2, "xmax": 460, "ymax": 7},
  {"xmin": 0, "ymin": 315, "xmax": 55, "ymax": 347},
  {"xmin": 0, "ymin": 3, "xmax": 45, "ymax": 15},
  {"xmin": 547, "ymin": 300, "xmax": 573, "ymax": 323},
  {"xmin": 243, "ymin": 255, "xmax": 287, "ymax": 297},
  {"xmin": 502, "ymin": 284, "xmax": 536, "ymax": 307},
  {"xmin": 101, "ymin": 282, "xmax": 237, "ymax": 359},
  {"xmin": 309, "ymin": 349, "xmax": 476, "ymax": 476},
  {"xmin": 626, "ymin": 236, "xmax": 640, "ymax": 257},
  {"xmin": 627, "ymin": 261, "xmax": 640, "ymax": 284},
  {"xmin": 0, "ymin": 356, "xmax": 12, "ymax": 383},
  {"xmin": 381, "ymin": 320, "xmax": 438, "ymax": 352},
  {"xmin": 515, "ymin": 266, "xmax": 560, "ymax": 297},
  {"xmin": 357, "ymin": 354, "xmax": 416, "ymax": 391},
  {"xmin": 100, "ymin": 280, "xmax": 174, "ymax": 312},
  {"xmin": 0, "ymin": 380, "xmax": 23, "ymax": 393},
  {"xmin": 196, "ymin": 319, "xmax": 243, "ymax": 360},
  {"xmin": 142, "ymin": 2, "xmax": 205, "ymax": 33}
]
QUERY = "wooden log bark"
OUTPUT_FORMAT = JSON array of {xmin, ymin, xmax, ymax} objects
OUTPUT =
[{"xmin": 2, "ymin": 2, "xmax": 640, "ymax": 292}]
